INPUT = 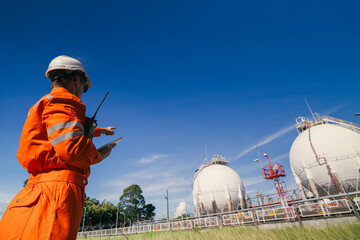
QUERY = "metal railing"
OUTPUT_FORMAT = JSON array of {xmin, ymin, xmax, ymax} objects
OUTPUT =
[
  {"xmin": 77, "ymin": 192, "xmax": 360, "ymax": 238},
  {"xmin": 295, "ymin": 115, "xmax": 360, "ymax": 133},
  {"xmin": 222, "ymin": 211, "xmax": 254, "ymax": 226},
  {"xmin": 193, "ymin": 217, "xmax": 219, "ymax": 228},
  {"xmin": 256, "ymin": 206, "xmax": 296, "ymax": 222}
]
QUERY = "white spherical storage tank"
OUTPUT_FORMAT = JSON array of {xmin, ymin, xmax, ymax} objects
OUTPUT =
[
  {"xmin": 192, "ymin": 155, "xmax": 246, "ymax": 216},
  {"xmin": 290, "ymin": 117, "xmax": 360, "ymax": 197}
]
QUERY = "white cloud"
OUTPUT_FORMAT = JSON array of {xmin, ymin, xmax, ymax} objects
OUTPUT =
[
  {"xmin": 245, "ymin": 189, "xmax": 256, "ymax": 195},
  {"xmin": 174, "ymin": 201, "xmax": 191, "ymax": 218},
  {"xmin": 98, "ymin": 193, "xmax": 121, "ymax": 203},
  {"xmin": 236, "ymin": 153, "xmax": 288, "ymax": 175},
  {"xmin": 242, "ymin": 176, "xmax": 265, "ymax": 187},
  {"xmin": 125, "ymin": 168, "xmax": 174, "ymax": 180},
  {"xmin": 270, "ymin": 153, "xmax": 289, "ymax": 162},
  {"xmin": 142, "ymin": 177, "xmax": 187, "ymax": 195},
  {"xmin": 137, "ymin": 154, "xmax": 172, "ymax": 164},
  {"xmin": 105, "ymin": 167, "xmax": 182, "ymax": 190},
  {"xmin": 235, "ymin": 164, "xmax": 259, "ymax": 175},
  {"xmin": 324, "ymin": 104, "xmax": 346, "ymax": 115},
  {"xmin": 0, "ymin": 192, "xmax": 13, "ymax": 220},
  {"xmin": 0, "ymin": 203, "xmax": 8, "ymax": 220},
  {"xmin": 108, "ymin": 179, "xmax": 133, "ymax": 188},
  {"xmin": 107, "ymin": 166, "xmax": 189, "ymax": 189},
  {"xmin": 0, "ymin": 193, "xmax": 14, "ymax": 202},
  {"xmin": 95, "ymin": 153, "xmax": 200, "ymax": 219},
  {"xmin": 233, "ymin": 124, "xmax": 295, "ymax": 160},
  {"xmin": 101, "ymin": 160, "xmax": 193, "ymax": 209}
]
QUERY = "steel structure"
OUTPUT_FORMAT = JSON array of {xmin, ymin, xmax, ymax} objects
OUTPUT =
[
  {"xmin": 77, "ymin": 191, "xmax": 360, "ymax": 238},
  {"xmin": 259, "ymin": 152, "xmax": 293, "ymax": 219}
]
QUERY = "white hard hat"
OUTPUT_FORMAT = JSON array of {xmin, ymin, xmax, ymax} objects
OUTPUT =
[{"xmin": 45, "ymin": 55, "xmax": 92, "ymax": 88}]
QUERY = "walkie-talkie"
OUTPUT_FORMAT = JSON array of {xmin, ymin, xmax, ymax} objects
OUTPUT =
[{"xmin": 84, "ymin": 91, "xmax": 109, "ymax": 139}]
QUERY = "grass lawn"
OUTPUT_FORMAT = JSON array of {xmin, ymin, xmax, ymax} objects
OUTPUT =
[{"xmin": 80, "ymin": 222, "xmax": 360, "ymax": 240}]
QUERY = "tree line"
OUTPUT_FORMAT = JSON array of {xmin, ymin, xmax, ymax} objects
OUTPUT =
[{"xmin": 81, "ymin": 184, "xmax": 155, "ymax": 230}]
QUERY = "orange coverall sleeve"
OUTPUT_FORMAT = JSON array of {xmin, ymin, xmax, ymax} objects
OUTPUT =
[
  {"xmin": 93, "ymin": 128, "xmax": 102, "ymax": 137},
  {"xmin": 43, "ymin": 97, "xmax": 102, "ymax": 168}
]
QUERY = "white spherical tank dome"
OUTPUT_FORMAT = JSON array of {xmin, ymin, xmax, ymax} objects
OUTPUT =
[
  {"xmin": 290, "ymin": 122, "xmax": 360, "ymax": 196},
  {"xmin": 192, "ymin": 155, "xmax": 246, "ymax": 215}
]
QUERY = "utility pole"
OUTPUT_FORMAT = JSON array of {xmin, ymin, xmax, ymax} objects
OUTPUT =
[
  {"xmin": 81, "ymin": 205, "xmax": 87, "ymax": 232},
  {"xmin": 165, "ymin": 190, "xmax": 169, "ymax": 221},
  {"xmin": 115, "ymin": 205, "xmax": 119, "ymax": 229},
  {"xmin": 184, "ymin": 178, "xmax": 187, "ymax": 220},
  {"xmin": 123, "ymin": 211, "xmax": 126, "ymax": 226}
]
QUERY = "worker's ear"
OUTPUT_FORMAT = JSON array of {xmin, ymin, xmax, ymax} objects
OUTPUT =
[{"xmin": 74, "ymin": 78, "xmax": 81, "ymax": 88}]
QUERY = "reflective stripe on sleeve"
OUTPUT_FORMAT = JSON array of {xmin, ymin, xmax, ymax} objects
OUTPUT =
[
  {"xmin": 50, "ymin": 130, "xmax": 84, "ymax": 146},
  {"xmin": 47, "ymin": 121, "xmax": 84, "ymax": 137}
]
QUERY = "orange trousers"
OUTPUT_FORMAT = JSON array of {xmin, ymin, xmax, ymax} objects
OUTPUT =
[{"xmin": 0, "ymin": 170, "xmax": 87, "ymax": 240}]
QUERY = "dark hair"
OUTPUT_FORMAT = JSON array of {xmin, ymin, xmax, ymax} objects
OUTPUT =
[{"xmin": 48, "ymin": 70, "xmax": 85, "ymax": 83}]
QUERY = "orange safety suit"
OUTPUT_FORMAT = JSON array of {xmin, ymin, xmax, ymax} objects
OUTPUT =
[{"xmin": 0, "ymin": 87, "xmax": 103, "ymax": 240}]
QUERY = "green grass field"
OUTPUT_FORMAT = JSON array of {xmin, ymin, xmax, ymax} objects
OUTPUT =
[{"xmin": 81, "ymin": 222, "xmax": 360, "ymax": 240}]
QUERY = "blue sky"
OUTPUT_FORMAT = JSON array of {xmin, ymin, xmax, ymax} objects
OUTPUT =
[{"xmin": 1, "ymin": 0, "xmax": 360, "ymax": 219}]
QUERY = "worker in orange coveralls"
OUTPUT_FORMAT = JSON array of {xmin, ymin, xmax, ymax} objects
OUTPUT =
[{"xmin": 0, "ymin": 55, "xmax": 116, "ymax": 240}]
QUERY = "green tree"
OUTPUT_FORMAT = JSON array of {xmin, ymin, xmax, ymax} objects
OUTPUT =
[
  {"xmin": 142, "ymin": 203, "xmax": 156, "ymax": 219},
  {"xmin": 80, "ymin": 185, "xmax": 155, "ymax": 229},
  {"xmin": 23, "ymin": 179, "xmax": 28, "ymax": 187},
  {"xmin": 81, "ymin": 195, "xmax": 100, "ymax": 226},
  {"xmin": 176, "ymin": 213, "xmax": 191, "ymax": 219},
  {"xmin": 98, "ymin": 200, "xmax": 117, "ymax": 227},
  {"xmin": 118, "ymin": 184, "xmax": 156, "ymax": 224},
  {"xmin": 80, "ymin": 196, "xmax": 120, "ymax": 229}
]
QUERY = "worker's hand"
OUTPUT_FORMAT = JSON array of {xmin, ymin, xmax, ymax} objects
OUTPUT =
[
  {"xmin": 98, "ymin": 143, "xmax": 116, "ymax": 161},
  {"xmin": 101, "ymin": 127, "xmax": 116, "ymax": 135}
]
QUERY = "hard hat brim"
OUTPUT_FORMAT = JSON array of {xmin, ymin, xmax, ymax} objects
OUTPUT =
[
  {"xmin": 45, "ymin": 68, "xmax": 92, "ymax": 88},
  {"xmin": 45, "ymin": 55, "xmax": 92, "ymax": 88}
]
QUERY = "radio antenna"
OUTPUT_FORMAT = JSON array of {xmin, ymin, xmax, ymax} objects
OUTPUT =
[{"xmin": 304, "ymin": 99, "xmax": 316, "ymax": 121}]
